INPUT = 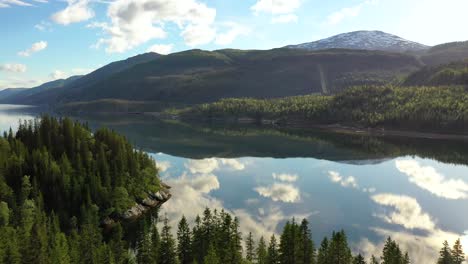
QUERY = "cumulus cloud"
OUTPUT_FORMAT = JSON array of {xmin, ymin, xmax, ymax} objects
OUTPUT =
[
  {"xmin": 326, "ymin": 0, "xmax": 379, "ymax": 25},
  {"xmin": 220, "ymin": 158, "xmax": 246, "ymax": 171},
  {"xmin": 185, "ymin": 158, "xmax": 219, "ymax": 174},
  {"xmin": 34, "ymin": 21, "xmax": 52, "ymax": 32},
  {"xmin": 147, "ymin": 44, "xmax": 174, "ymax": 55},
  {"xmin": 251, "ymin": 0, "xmax": 301, "ymax": 23},
  {"xmin": 255, "ymin": 183, "xmax": 300, "ymax": 203},
  {"xmin": 272, "ymin": 173, "xmax": 298, "ymax": 183},
  {"xmin": 18, "ymin": 41, "xmax": 47, "ymax": 57},
  {"xmin": 49, "ymin": 70, "xmax": 67, "ymax": 80},
  {"xmin": 215, "ymin": 22, "xmax": 250, "ymax": 45},
  {"xmin": 155, "ymin": 160, "xmax": 171, "ymax": 172},
  {"xmin": 396, "ymin": 159, "xmax": 468, "ymax": 200},
  {"xmin": 328, "ymin": 171, "xmax": 359, "ymax": 189},
  {"xmin": 185, "ymin": 158, "xmax": 245, "ymax": 174},
  {"xmin": 51, "ymin": 0, "xmax": 94, "ymax": 25},
  {"xmin": 371, "ymin": 193, "xmax": 434, "ymax": 230},
  {"xmin": 90, "ymin": 0, "xmax": 217, "ymax": 53},
  {"xmin": 360, "ymin": 192, "xmax": 467, "ymax": 263},
  {"xmin": 0, "ymin": 63, "xmax": 27, "ymax": 73}
]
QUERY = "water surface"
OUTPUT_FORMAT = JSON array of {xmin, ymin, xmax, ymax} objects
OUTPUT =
[{"xmin": 1, "ymin": 106, "xmax": 468, "ymax": 263}]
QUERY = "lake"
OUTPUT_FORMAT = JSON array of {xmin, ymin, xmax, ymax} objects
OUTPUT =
[{"xmin": 1, "ymin": 104, "xmax": 468, "ymax": 263}]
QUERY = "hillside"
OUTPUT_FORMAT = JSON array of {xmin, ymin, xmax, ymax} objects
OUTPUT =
[
  {"xmin": 403, "ymin": 61, "xmax": 468, "ymax": 86},
  {"xmin": 1, "ymin": 52, "xmax": 161, "ymax": 105},
  {"xmin": 0, "ymin": 88, "xmax": 27, "ymax": 101},
  {"xmin": 0, "ymin": 76, "xmax": 82, "ymax": 104},
  {"xmin": 12, "ymin": 48, "xmax": 421, "ymax": 106},
  {"xmin": 286, "ymin": 30, "xmax": 429, "ymax": 53},
  {"xmin": 421, "ymin": 41, "xmax": 468, "ymax": 66}
]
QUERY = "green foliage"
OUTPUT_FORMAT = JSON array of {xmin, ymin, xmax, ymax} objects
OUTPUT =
[{"xmin": 179, "ymin": 85, "xmax": 468, "ymax": 133}]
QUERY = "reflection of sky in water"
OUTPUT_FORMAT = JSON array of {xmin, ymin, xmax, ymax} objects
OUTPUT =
[
  {"xmin": 0, "ymin": 105, "xmax": 36, "ymax": 133},
  {"xmin": 2, "ymin": 105, "xmax": 468, "ymax": 263},
  {"xmin": 151, "ymin": 153, "xmax": 468, "ymax": 263}
]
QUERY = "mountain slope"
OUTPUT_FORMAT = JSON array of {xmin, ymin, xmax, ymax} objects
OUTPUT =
[
  {"xmin": 46, "ymin": 48, "xmax": 422, "ymax": 105},
  {"xmin": 286, "ymin": 30, "xmax": 429, "ymax": 53},
  {"xmin": 403, "ymin": 61, "xmax": 468, "ymax": 86},
  {"xmin": 1, "ymin": 52, "xmax": 162, "ymax": 105},
  {"xmin": 421, "ymin": 41, "xmax": 468, "ymax": 66},
  {"xmin": 0, "ymin": 88, "xmax": 27, "ymax": 101}
]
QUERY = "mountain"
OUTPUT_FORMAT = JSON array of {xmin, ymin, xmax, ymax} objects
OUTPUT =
[
  {"xmin": 403, "ymin": 61, "xmax": 468, "ymax": 86},
  {"xmin": 0, "ymin": 76, "xmax": 82, "ymax": 104},
  {"xmin": 26, "ymin": 48, "xmax": 421, "ymax": 106},
  {"xmin": 421, "ymin": 41, "xmax": 468, "ymax": 66},
  {"xmin": 286, "ymin": 30, "xmax": 430, "ymax": 53},
  {"xmin": 0, "ymin": 88, "xmax": 27, "ymax": 101},
  {"xmin": 1, "ymin": 52, "xmax": 162, "ymax": 105}
]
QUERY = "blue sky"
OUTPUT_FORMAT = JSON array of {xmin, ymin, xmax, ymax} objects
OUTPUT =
[{"xmin": 1, "ymin": 0, "xmax": 468, "ymax": 89}]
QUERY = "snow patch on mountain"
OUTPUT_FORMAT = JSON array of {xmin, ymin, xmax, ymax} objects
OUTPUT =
[{"xmin": 286, "ymin": 30, "xmax": 430, "ymax": 53}]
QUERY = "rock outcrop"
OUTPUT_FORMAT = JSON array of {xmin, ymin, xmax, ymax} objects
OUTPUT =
[{"xmin": 101, "ymin": 184, "xmax": 171, "ymax": 228}]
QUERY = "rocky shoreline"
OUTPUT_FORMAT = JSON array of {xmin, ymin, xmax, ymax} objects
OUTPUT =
[{"xmin": 101, "ymin": 182, "xmax": 172, "ymax": 228}]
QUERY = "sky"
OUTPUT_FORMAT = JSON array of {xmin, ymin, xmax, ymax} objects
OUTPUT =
[{"xmin": 1, "ymin": 0, "xmax": 468, "ymax": 89}]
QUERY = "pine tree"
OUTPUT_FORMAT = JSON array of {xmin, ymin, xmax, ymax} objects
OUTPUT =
[
  {"xmin": 451, "ymin": 239, "xmax": 465, "ymax": 264},
  {"xmin": 51, "ymin": 232, "xmax": 71, "ymax": 264},
  {"xmin": 328, "ymin": 231, "xmax": 352, "ymax": 264},
  {"xmin": 267, "ymin": 235, "xmax": 280, "ymax": 264},
  {"xmin": 353, "ymin": 254, "xmax": 366, "ymax": 264},
  {"xmin": 438, "ymin": 241, "xmax": 453, "ymax": 264},
  {"xmin": 381, "ymin": 237, "xmax": 403, "ymax": 264},
  {"xmin": 177, "ymin": 215, "xmax": 192, "ymax": 264},
  {"xmin": 299, "ymin": 218, "xmax": 315, "ymax": 264},
  {"xmin": 317, "ymin": 237, "xmax": 329, "ymax": 264},
  {"xmin": 204, "ymin": 243, "xmax": 220, "ymax": 264},
  {"xmin": 257, "ymin": 236, "xmax": 268, "ymax": 264},
  {"xmin": 158, "ymin": 216, "xmax": 177, "ymax": 264},
  {"xmin": 246, "ymin": 232, "xmax": 256, "ymax": 262}
]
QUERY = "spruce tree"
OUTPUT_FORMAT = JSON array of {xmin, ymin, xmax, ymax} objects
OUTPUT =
[
  {"xmin": 246, "ymin": 232, "xmax": 256, "ymax": 262},
  {"xmin": 353, "ymin": 254, "xmax": 366, "ymax": 264},
  {"xmin": 257, "ymin": 236, "xmax": 268, "ymax": 264},
  {"xmin": 267, "ymin": 235, "xmax": 280, "ymax": 264},
  {"xmin": 317, "ymin": 237, "xmax": 329, "ymax": 264},
  {"xmin": 438, "ymin": 241, "xmax": 453, "ymax": 264},
  {"xmin": 451, "ymin": 239, "xmax": 465, "ymax": 264},
  {"xmin": 369, "ymin": 255, "xmax": 379, "ymax": 264},
  {"xmin": 158, "ymin": 216, "xmax": 177, "ymax": 264},
  {"xmin": 177, "ymin": 215, "xmax": 193, "ymax": 264}
]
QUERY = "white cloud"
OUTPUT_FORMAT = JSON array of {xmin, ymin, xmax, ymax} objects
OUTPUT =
[
  {"xmin": 360, "ymin": 191, "xmax": 468, "ymax": 263},
  {"xmin": 326, "ymin": 0, "xmax": 378, "ymax": 25},
  {"xmin": 215, "ymin": 22, "xmax": 250, "ymax": 45},
  {"xmin": 371, "ymin": 193, "xmax": 434, "ymax": 230},
  {"xmin": 185, "ymin": 158, "xmax": 245, "ymax": 174},
  {"xmin": 255, "ymin": 183, "xmax": 300, "ymax": 203},
  {"xmin": 185, "ymin": 158, "xmax": 219, "ymax": 174},
  {"xmin": 396, "ymin": 159, "xmax": 468, "ymax": 200},
  {"xmin": 91, "ymin": 0, "xmax": 217, "ymax": 53},
  {"xmin": 251, "ymin": 0, "xmax": 301, "ymax": 15},
  {"xmin": 147, "ymin": 44, "xmax": 174, "ymax": 55},
  {"xmin": 49, "ymin": 70, "xmax": 67, "ymax": 80},
  {"xmin": 220, "ymin": 158, "xmax": 246, "ymax": 171},
  {"xmin": 0, "ymin": 0, "xmax": 40, "ymax": 8},
  {"xmin": 155, "ymin": 160, "xmax": 171, "ymax": 172},
  {"xmin": 18, "ymin": 41, "xmax": 47, "ymax": 57},
  {"xmin": 328, "ymin": 171, "xmax": 359, "ymax": 189},
  {"xmin": 34, "ymin": 21, "xmax": 52, "ymax": 32},
  {"xmin": 51, "ymin": 0, "xmax": 94, "ymax": 25},
  {"xmin": 271, "ymin": 14, "xmax": 298, "ymax": 24},
  {"xmin": 251, "ymin": 0, "xmax": 301, "ymax": 24},
  {"xmin": 272, "ymin": 173, "xmax": 298, "ymax": 183},
  {"xmin": 0, "ymin": 63, "xmax": 27, "ymax": 73}
]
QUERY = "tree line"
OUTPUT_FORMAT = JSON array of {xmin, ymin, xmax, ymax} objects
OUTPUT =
[{"xmin": 175, "ymin": 85, "xmax": 468, "ymax": 133}]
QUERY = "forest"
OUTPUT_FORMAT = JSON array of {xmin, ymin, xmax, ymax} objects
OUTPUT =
[
  {"xmin": 174, "ymin": 85, "xmax": 468, "ymax": 133},
  {"xmin": 0, "ymin": 117, "xmax": 465, "ymax": 263}
]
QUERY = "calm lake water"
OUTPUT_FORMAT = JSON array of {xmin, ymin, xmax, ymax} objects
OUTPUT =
[{"xmin": 1, "ymin": 104, "xmax": 468, "ymax": 263}]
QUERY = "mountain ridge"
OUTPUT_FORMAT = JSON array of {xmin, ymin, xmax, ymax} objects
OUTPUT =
[{"xmin": 286, "ymin": 30, "xmax": 430, "ymax": 53}]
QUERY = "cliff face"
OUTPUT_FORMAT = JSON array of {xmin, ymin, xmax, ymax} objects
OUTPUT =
[{"xmin": 101, "ymin": 183, "xmax": 172, "ymax": 227}]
